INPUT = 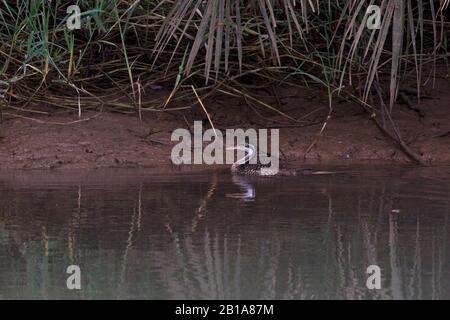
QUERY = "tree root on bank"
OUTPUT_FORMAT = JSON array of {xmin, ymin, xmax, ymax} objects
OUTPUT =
[{"xmin": 371, "ymin": 113, "xmax": 428, "ymax": 166}]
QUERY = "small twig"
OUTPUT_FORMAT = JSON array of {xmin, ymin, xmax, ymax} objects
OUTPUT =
[
  {"xmin": 305, "ymin": 113, "xmax": 332, "ymax": 156},
  {"xmin": 431, "ymin": 130, "xmax": 450, "ymax": 138},
  {"xmin": 191, "ymin": 85, "xmax": 217, "ymax": 137},
  {"xmin": 2, "ymin": 112, "xmax": 102, "ymax": 125}
]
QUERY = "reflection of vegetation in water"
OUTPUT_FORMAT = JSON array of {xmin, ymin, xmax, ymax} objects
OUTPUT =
[{"xmin": 0, "ymin": 172, "xmax": 449, "ymax": 299}]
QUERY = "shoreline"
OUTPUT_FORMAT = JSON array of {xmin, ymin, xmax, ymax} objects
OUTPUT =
[
  {"xmin": 0, "ymin": 109, "xmax": 448, "ymax": 170},
  {"xmin": 1, "ymin": 81, "xmax": 449, "ymax": 170}
]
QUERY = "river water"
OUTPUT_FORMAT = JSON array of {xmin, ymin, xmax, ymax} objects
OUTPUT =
[{"xmin": 0, "ymin": 166, "xmax": 449, "ymax": 299}]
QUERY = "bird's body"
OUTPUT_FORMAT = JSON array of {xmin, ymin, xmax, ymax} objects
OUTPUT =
[
  {"xmin": 231, "ymin": 162, "xmax": 319, "ymax": 176},
  {"xmin": 228, "ymin": 144, "xmax": 339, "ymax": 176}
]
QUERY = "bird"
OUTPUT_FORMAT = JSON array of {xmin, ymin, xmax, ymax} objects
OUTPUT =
[{"xmin": 226, "ymin": 144, "xmax": 342, "ymax": 176}]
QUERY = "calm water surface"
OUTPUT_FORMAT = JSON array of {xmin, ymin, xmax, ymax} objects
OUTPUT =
[{"xmin": 0, "ymin": 166, "xmax": 449, "ymax": 300}]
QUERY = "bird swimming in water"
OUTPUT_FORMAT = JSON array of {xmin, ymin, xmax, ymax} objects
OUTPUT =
[{"xmin": 227, "ymin": 144, "xmax": 341, "ymax": 176}]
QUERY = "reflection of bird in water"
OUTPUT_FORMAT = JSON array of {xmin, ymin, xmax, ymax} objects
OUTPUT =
[
  {"xmin": 226, "ymin": 175, "xmax": 256, "ymax": 201},
  {"xmin": 227, "ymin": 144, "xmax": 341, "ymax": 176}
]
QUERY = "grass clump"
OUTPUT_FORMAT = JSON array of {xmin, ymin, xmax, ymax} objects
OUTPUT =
[{"xmin": 0, "ymin": 0, "xmax": 448, "ymax": 121}]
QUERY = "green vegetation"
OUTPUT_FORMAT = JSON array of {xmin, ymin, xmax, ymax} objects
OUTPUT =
[{"xmin": 0, "ymin": 1, "xmax": 448, "ymax": 119}]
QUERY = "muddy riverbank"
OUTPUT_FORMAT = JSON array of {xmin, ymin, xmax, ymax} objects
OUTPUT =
[{"xmin": 0, "ymin": 80, "xmax": 449, "ymax": 170}]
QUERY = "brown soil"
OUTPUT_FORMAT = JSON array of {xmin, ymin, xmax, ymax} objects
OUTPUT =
[{"xmin": 0, "ymin": 78, "xmax": 449, "ymax": 170}]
